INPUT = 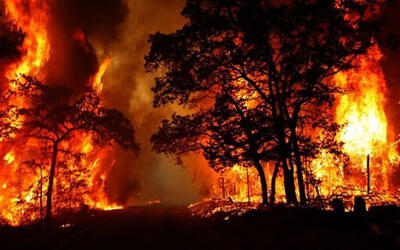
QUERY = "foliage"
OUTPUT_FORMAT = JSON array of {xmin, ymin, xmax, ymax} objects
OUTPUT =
[{"xmin": 147, "ymin": 0, "xmax": 381, "ymax": 205}]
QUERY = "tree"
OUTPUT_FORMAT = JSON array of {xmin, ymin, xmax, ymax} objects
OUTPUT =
[
  {"xmin": 146, "ymin": 0, "xmax": 380, "ymax": 205},
  {"xmin": 0, "ymin": 14, "xmax": 25, "ymax": 61},
  {"xmin": 151, "ymin": 83, "xmax": 276, "ymax": 205},
  {"xmin": 0, "ymin": 15, "xmax": 25, "ymax": 140},
  {"xmin": 10, "ymin": 76, "xmax": 139, "ymax": 225}
]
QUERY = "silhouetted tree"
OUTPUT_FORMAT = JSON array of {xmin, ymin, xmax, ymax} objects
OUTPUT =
[
  {"xmin": 0, "ymin": 15, "xmax": 24, "ymax": 61},
  {"xmin": 0, "ymin": 14, "xmax": 25, "ymax": 140},
  {"xmin": 146, "ymin": 0, "xmax": 381, "ymax": 205},
  {"xmin": 11, "ymin": 76, "xmax": 139, "ymax": 225},
  {"xmin": 152, "ymin": 83, "xmax": 276, "ymax": 205}
]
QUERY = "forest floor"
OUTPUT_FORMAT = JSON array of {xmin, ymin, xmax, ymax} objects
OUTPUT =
[{"xmin": 1, "ymin": 205, "xmax": 400, "ymax": 250}]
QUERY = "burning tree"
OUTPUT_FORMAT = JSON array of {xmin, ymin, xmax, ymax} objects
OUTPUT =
[
  {"xmin": 5, "ymin": 76, "xmax": 139, "ymax": 225},
  {"xmin": 146, "ymin": 0, "xmax": 381, "ymax": 205}
]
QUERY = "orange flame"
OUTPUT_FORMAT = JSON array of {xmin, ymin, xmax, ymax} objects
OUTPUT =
[
  {"xmin": 0, "ymin": 1, "xmax": 122, "ymax": 226},
  {"xmin": 91, "ymin": 58, "xmax": 112, "ymax": 95},
  {"xmin": 5, "ymin": 0, "xmax": 50, "ymax": 83},
  {"xmin": 216, "ymin": 44, "xmax": 400, "ymax": 207}
]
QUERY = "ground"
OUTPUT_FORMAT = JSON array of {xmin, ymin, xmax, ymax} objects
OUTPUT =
[{"xmin": 1, "ymin": 206, "xmax": 399, "ymax": 250}]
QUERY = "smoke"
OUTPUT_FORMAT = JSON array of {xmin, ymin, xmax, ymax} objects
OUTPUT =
[
  {"xmin": 51, "ymin": 0, "xmax": 215, "ymax": 206},
  {"xmin": 43, "ymin": 0, "xmax": 128, "ymax": 93},
  {"xmin": 100, "ymin": 0, "xmax": 216, "ymax": 206}
]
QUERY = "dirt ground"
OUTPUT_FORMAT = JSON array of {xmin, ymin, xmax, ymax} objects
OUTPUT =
[{"xmin": 1, "ymin": 206, "xmax": 399, "ymax": 250}]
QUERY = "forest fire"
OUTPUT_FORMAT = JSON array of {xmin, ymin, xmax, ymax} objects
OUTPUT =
[
  {"xmin": 0, "ymin": 0, "xmax": 399, "ymax": 230},
  {"xmin": 0, "ymin": 0, "xmax": 126, "ymax": 225},
  {"xmin": 194, "ymin": 4, "xmax": 400, "ymax": 211},
  {"xmin": 204, "ymin": 45, "xmax": 400, "ymax": 210},
  {"xmin": 1, "ymin": 1, "xmax": 400, "ymax": 250},
  {"xmin": 313, "ymin": 44, "xmax": 399, "ymax": 199}
]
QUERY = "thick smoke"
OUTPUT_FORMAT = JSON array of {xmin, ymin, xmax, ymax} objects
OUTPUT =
[
  {"xmin": 44, "ymin": 0, "xmax": 128, "ymax": 94},
  {"xmin": 99, "ymin": 0, "xmax": 217, "ymax": 206},
  {"xmin": 44, "ymin": 0, "xmax": 216, "ymax": 206}
]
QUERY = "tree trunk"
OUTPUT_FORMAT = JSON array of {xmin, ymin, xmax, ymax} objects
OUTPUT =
[
  {"xmin": 254, "ymin": 159, "xmax": 269, "ymax": 206},
  {"xmin": 39, "ymin": 165, "xmax": 43, "ymax": 221},
  {"xmin": 282, "ymin": 158, "xmax": 298, "ymax": 205},
  {"xmin": 243, "ymin": 75, "xmax": 297, "ymax": 205},
  {"xmin": 270, "ymin": 161, "xmax": 280, "ymax": 205},
  {"xmin": 246, "ymin": 166, "xmax": 251, "ymax": 204},
  {"xmin": 45, "ymin": 141, "xmax": 59, "ymax": 226},
  {"xmin": 290, "ymin": 130, "xmax": 307, "ymax": 206}
]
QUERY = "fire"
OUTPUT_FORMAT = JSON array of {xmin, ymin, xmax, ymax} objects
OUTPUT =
[
  {"xmin": 303, "ymin": 44, "xmax": 399, "ymax": 206},
  {"xmin": 335, "ymin": 45, "xmax": 388, "ymax": 158},
  {"xmin": 333, "ymin": 45, "xmax": 394, "ymax": 193},
  {"xmin": 4, "ymin": 0, "xmax": 51, "ymax": 83},
  {"xmin": 0, "ymin": 1, "xmax": 123, "ymax": 225},
  {"xmin": 3, "ymin": 151, "xmax": 15, "ymax": 164},
  {"xmin": 73, "ymin": 28, "xmax": 91, "ymax": 53},
  {"xmin": 91, "ymin": 58, "xmax": 112, "ymax": 95},
  {"xmin": 215, "ymin": 44, "xmax": 400, "ymax": 207},
  {"xmin": 310, "ymin": 45, "xmax": 397, "ymax": 198},
  {"xmin": 0, "ymin": 0, "xmax": 398, "ymax": 225}
]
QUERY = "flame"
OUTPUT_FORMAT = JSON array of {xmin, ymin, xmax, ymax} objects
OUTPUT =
[
  {"xmin": 0, "ymin": 0, "xmax": 398, "ymax": 225},
  {"xmin": 4, "ymin": 0, "xmax": 50, "ymax": 83},
  {"xmin": 0, "ymin": 1, "xmax": 122, "ymax": 225},
  {"xmin": 335, "ymin": 45, "xmax": 388, "ymax": 157},
  {"xmin": 91, "ymin": 58, "xmax": 112, "ymax": 95},
  {"xmin": 215, "ymin": 44, "xmax": 400, "ymax": 207},
  {"xmin": 3, "ymin": 151, "xmax": 15, "ymax": 164},
  {"xmin": 309, "ymin": 45, "xmax": 398, "ymax": 202}
]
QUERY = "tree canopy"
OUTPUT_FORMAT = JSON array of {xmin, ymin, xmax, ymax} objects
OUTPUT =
[
  {"xmin": 147, "ymin": 0, "xmax": 382, "ymax": 205},
  {"xmin": 3, "ymin": 76, "xmax": 139, "ymax": 224}
]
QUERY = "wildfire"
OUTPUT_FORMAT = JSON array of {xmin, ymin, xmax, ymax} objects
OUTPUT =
[
  {"xmin": 216, "ymin": 44, "xmax": 400, "ymax": 207},
  {"xmin": 0, "ymin": 0, "xmax": 123, "ymax": 226},
  {"xmin": 0, "ymin": 0, "xmax": 398, "ymax": 226}
]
